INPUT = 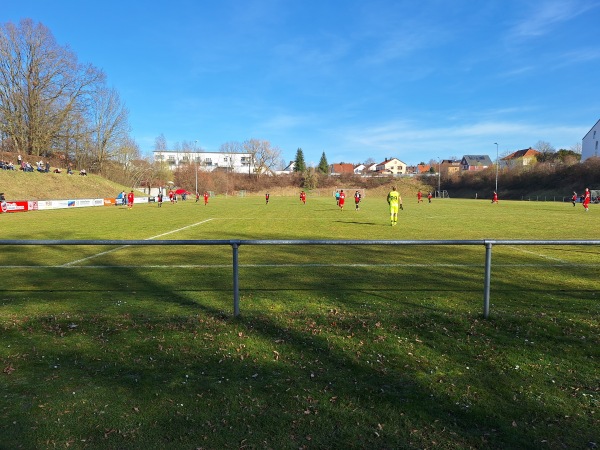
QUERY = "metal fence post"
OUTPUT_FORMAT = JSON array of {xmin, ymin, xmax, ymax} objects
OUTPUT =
[
  {"xmin": 483, "ymin": 241, "xmax": 493, "ymax": 319},
  {"xmin": 232, "ymin": 242, "xmax": 240, "ymax": 317}
]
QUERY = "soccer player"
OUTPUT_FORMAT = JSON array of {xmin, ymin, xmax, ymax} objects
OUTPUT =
[
  {"xmin": 300, "ymin": 191, "xmax": 306, "ymax": 204},
  {"xmin": 265, "ymin": 192, "xmax": 270, "ymax": 204},
  {"xmin": 338, "ymin": 190, "xmax": 345, "ymax": 210},
  {"xmin": 204, "ymin": 191, "xmax": 209, "ymax": 205},
  {"xmin": 427, "ymin": 192, "xmax": 432, "ymax": 203},
  {"xmin": 157, "ymin": 192, "xmax": 163, "ymax": 207},
  {"xmin": 582, "ymin": 188, "xmax": 591, "ymax": 211},
  {"xmin": 354, "ymin": 190, "xmax": 361, "ymax": 210},
  {"xmin": 417, "ymin": 190, "xmax": 423, "ymax": 203},
  {"xmin": 572, "ymin": 191, "xmax": 578, "ymax": 207},
  {"xmin": 387, "ymin": 186, "xmax": 402, "ymax": 226},
  {"xmin": 127, "ymin": 190, "xmax": 134, "ymax": 209},
  {"xmin": 196, "ymin": 192, "xmax": 200, "ymax": 203},
  {"xmin": 491, "ymin": 191, "xmax": 498, "ymax": 204}
]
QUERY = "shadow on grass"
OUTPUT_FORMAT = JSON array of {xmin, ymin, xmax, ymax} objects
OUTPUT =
[{"xmin": 1, "ymin": 243, "xmax": 598, "ymax": 448}]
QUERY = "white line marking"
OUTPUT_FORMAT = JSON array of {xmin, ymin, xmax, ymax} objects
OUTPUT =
[
  {"xmin": 61, "ymin": 218, "xmax": 214, "ymax": 267},
  {"xmin": 506, "ymin": 245, "xmax": 570, "ymax": 263}
]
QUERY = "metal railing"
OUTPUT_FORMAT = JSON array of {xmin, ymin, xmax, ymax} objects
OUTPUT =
[{"xmin": 1, "ymin": 239, "xmax": 599, "ymax": 318}]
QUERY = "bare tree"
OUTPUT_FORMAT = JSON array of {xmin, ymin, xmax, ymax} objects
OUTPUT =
[
  {"xmin": 89, "ymin": 87, "xmax": 130, "ymax": 173},
  {"xmin": 570, "ymin": 142, "xmax": 582, "ymax": 154},
  {"xmin": 0, "ymin": 19, "xmax": 105, "ymax": 156},
  {"xmin": 534, "ymin": 140, "xmax": 555, "ymax": 153},
  {"xmin": 242, "ymin": 138, "xmax": 281, "ymax": 178},
  {"xmin": 219, "ymin": 140, "xmax": 242, "ymax": 172}
]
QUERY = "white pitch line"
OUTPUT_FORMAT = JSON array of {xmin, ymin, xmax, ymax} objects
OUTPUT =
[
  {"xmin": 506, "ymin": 245, "xmax": 570, "ymax": 264},
  {"xmin": 61, "ymin": 218, "xmax": 214, "ymax": 267}
]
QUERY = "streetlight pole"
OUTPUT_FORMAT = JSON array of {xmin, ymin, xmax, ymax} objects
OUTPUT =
[
  {"xmin": 494, "ymin": 143, "xmax": 499, "ymax": 193},
  {"xmin": 194, "ymin": 140, "xmax": 198, "ymax": 196},
  {"xmin": 438, "ymin": 158, "xmax": 441, "ymax": 198}
]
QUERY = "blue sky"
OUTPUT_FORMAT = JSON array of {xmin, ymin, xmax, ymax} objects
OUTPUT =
[{"xmin": 4, "ymin": 0, "xmax": 599, "ymax": 166}]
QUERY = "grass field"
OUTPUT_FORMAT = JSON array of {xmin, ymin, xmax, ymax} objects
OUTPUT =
[{"xmin": 1, "ymin": 195, "xmax": 599, "ymax": 449}]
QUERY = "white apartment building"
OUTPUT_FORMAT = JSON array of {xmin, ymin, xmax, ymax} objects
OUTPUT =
[
  {"xmin": 153, "ymin": 150, "xmax": 257, "ymax": 174},
  {"xmin": 582, "ymin": 119, "xmax": 600, "ymax": 162}
]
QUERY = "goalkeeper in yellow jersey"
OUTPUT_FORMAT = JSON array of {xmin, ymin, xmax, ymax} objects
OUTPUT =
[{"xmin": 387, "ymin": 186, "xmax": 403, "ymax": 226}]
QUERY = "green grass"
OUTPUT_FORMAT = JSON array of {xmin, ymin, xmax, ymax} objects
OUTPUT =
[{"xmin": 1, "ymin": 196, "xmax": 598, "ymax": 449}]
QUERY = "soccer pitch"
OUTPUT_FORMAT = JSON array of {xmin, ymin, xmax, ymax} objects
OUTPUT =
[{"xmin": 1, "ymin": 196, "xmax": 598, "ymax": 449}]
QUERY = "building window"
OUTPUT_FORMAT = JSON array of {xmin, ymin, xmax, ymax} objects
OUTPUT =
[{"xmin": 204, "ymin": 158, "xmax": 212, "ymax": 166}]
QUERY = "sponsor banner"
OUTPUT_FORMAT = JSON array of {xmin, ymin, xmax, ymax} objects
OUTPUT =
[
  {"xmin": 104, "ymin": 198, "xmax": 117, "ymax": 206},
  {"xmin": 28, "ymin": 201, "xmax": 38, "ymax": 211},
  {"xmin": 2, "ymin": 201, "xmax": 29, "ymax": 213}
]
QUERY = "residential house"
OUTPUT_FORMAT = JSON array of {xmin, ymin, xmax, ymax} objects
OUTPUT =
[
  {"xmin": 439, "ymin": 159, "xmax": 461, "ymax": 177},
  {"xmin": 460, "ymin": 155, "xmax": 493, "ymax": 171},
  {"xmin": 375, "ymin": 157, "xmax": 407, "ymax": 175},
  {"xmin": 582, "ymin": 118, "xmax": 600, "ymax": 162},
  {"xmin": 416, "ymin": 164, "xmax": 431, "ymax": 174},
  {"xmin": 502, "ymin": 147, "xmax": 541, "ymax": 167},
  {"xmin": 365, "ymin": 162, "xmax": 378, "ymax": 173},
  {"xmin": 153, "ymin": 150, "xmax": 256, "ymax": 174},
  {"xmin": 329, "ymin": 163, "xmax": 354, "ymax": 175},
  {"xmin": 353, "ymin": 163, "xmax": 366, "ymax": 174}
]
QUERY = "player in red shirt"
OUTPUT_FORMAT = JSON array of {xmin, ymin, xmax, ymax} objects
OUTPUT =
[
  {"xmin": 427, "ymin": 192, "xmax": 433, "ymax": 203},
  {"xmin": 300, "ymin": 191, "xmax": 306, "ymax": 204},
  {"xmin": 265, "ymin": 193, "xmax": 270, "ymax": 204},
  {"xmin": 127, "ymin": 190, "xmax": 134, "ymax": 209},
  {"xmin": 491, "ymin": 191, "xmax": 498, "ymax": 204},
  {"xmin": 338, "ymin": 190, "xmax": 345, "ymax": 210},
  {"xmin": 417, "ymin": 190, "xmax": 423, "ymax": 203},
  {"xmin": 204, "ymin": 191, "xmax": 209, "ymax": 205},
  {"xmin": 571, "ymin": 191, "xmax": 577, "ymax": 207},
  {"xmin": 582, "ymin": 188, "xmax": 591, "ymax": 211}
]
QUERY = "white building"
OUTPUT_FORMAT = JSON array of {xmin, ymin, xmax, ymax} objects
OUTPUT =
[
  {"xmin": 153, "ymin": 150, "xmax": 257, "ymax": 174},
  {"xmin": 582, "ymin": 119, "xmax": 600, "ymax": 162}
]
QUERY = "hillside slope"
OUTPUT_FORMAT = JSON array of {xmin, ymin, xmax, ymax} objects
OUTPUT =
[{"xmin": 0, "ymin": 170, "xmax": 135, "ymax": 201}]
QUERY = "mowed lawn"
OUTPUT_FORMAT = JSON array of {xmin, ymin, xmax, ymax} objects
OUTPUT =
[{"xmin": 0, "ymin": 194, "xmax": 598, "ymax": 449}]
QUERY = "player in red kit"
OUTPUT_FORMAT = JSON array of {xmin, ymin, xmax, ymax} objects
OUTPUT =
[
  {"xmin": 491, "ymin": 191, "xmax": 498, "ymax": 204},
  {"xmin": 338, "ymin": 190, "xmax": 345, "ymax": 210},
  {"xmin": 417, "ymin": 190, "xmax": 423, "ymax": 203},
  {"xmin": 127, "ymin": 190, "xmax": 134, "ymax": 209},
  {"xmin": 204, "ymin": 191, "xmax": 209, "ymax": 205},
  {"xmin": 582, "ymin": 188, "xmax": 591, "ymax": 211},
  {"xmin": 572, "ymin": 191, "xmax": 577, "ymax": 207},
  {"xmin": 300, "ymin": 191, "xmax": 306, "ymax": 204}
]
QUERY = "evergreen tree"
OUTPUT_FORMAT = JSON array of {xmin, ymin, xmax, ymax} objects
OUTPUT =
[
  {"xmin": 317, "ymin": 152, "xmax": 329, "ymax": 173},
  {"xmin": 294, "ymin": 148, "xmax": 306, "ymax": 172}
]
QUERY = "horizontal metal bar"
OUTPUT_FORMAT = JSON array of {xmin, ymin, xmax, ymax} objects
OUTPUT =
[{"xmin": 0, "ymin": 239, "xmax": 599, "ymax": 246}]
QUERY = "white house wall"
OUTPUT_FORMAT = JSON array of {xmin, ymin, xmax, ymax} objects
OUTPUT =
[
  {"xmin": 582, "ymin": 119, "xmax": 600, "ymax": 162},
  {"xmin": 153, "ymin": 151, "xmax": 256, "ymax": 174}
]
